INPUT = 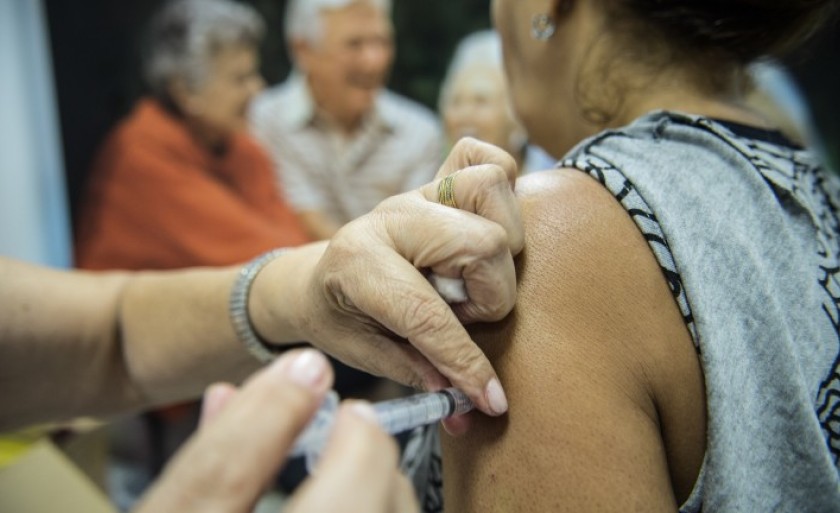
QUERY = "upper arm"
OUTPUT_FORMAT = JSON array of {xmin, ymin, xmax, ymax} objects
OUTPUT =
[{"xmin": 441, "ymin": 170, "xmax": 705, "ymax": 512}]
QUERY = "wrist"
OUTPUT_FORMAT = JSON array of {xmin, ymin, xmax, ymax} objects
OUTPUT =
[
  {"xmin": 248, "ymin": 242, "xmax": 327, "ymax": 349},
  {"xmin": 229, "ymin": 249, "xmax": 289, "ymax": 362}
]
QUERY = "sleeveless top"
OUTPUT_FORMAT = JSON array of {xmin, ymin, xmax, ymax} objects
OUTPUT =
[{"xmin": 406, "ymin": 111, "xmax": 840, "ymax": 512}]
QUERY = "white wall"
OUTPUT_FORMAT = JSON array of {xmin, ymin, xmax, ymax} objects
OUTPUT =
[{"xmin": 0, "ymin": 0, "xmax": 72, "ymax": 267}]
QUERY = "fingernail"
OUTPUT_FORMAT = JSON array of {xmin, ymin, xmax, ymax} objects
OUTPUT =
[
  {"xmin": 284, "ymin": 349, "xmax": 328, "ymax": 389},
  {"xmin": 347, "ymin": 401, "xmax": 380, "ymax": 425},
  {"xmin": 485, "ymin": 378, "xmax": 508, "ymax": 415},
  {"xmin": 199, "ymin": 383, "xmax": 229, "ymax": 427}
]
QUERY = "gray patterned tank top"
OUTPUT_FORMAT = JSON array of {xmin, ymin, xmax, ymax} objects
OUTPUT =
[{"xmin": 407, "ymin": 111, "xmax": 840, "ymax": 512}]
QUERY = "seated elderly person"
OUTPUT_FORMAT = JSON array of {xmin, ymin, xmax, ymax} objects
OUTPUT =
[
  {"xmin": 439, "ymin": 30, "xmax": 554, "ymax": 175},
  {"xmin": 250, "ymin": 0, "xmax": 443, "ymax": 241},
  {"xmin": 75, "ymin": 0, "xmax": 308, "ymax": 271},
  {"xmin": 73, "ymin": 0, "xmax": 309, "ymax": 506}
]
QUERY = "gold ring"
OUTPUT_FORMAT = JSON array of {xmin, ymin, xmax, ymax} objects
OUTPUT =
[{"xmin": 438, "ymin": 174, "xmax": 458, "ymax": 208}]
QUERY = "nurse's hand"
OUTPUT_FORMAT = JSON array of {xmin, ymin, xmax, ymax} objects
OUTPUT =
[
  {"xmin": 279, "ymin": 138, "xmax": 522, "ymax": 420},
  {"xmin": 134, "ymin": 350, "xmax": 418, "ymax": 513}
]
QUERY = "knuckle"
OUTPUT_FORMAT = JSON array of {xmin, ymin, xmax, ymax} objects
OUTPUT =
[
  {"xmin": 401, "ymin": 294, "xmax": 452, "ymax": 339},
  {"xmin": 459, "ymin": 137, "xmax": 516, "ymax": 169},
  {"xmin": 468, "ymin": 222, "xmax": 509, "ymax": 257},
  {"xmin": 376, "ymin": 193, "xmax": 409, "ymax": 214},
  {"xmin": 410, "ymin": 372, "xmax": 433, "ymax": 391},
  {"xmin": 486, "ymin": 295, "xmax": 514, "ymax": 321},
  {"xmin": 453, "ymin": 136, "xmax": 480, "ymax": 154},
  {"xmin": 416, "ymin": 363, "xmax": 448, "ymax": 391},
  {"xmin": 328, "ymin": 221, "xmax": 370, "ymax": 259},
  {"xmin": 484, "ymin": 162, "xmax": 510, "ymax": 185},
  {"xmin": 496, "ymin": 149, "xmax": 518, "ymax": 177},
  {"xmin": 458, "ymin": 338, "xmax": 487, "ymax": 366},
  {"xmin": 476, "ymin": 259, "xmax": 517, "ymax": 318},
  {"xmin": 468, "ymin": 293, "xmax": 510, "ymax": 322},
  {"xmin": 445, "ymin": 344, "xmax": 487, "ymax": 377}
]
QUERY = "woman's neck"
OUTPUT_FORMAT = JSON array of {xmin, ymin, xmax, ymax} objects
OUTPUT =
[
  {"xmin": 611, "ymin": 75, "xmax": 772, "ymax": 131},
  {"xmin": 184, "ymin": 118, "xmax": 229, "ymax": 155},
  {"xmin": 160, "ymin": 98, "xmax": 230, "ymax": 154},
  {"xmin": 605, "ymin": 91, "xmax": 772, "ymax": 128}
]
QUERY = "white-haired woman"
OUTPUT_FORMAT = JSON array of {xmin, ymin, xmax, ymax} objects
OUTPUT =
[
  {"xmin": 439, "ymin": 30, "xmax": 554, "ymax": 175},
  {"xmin": 76, "ymin": 0, "xmax": 309, "ymax": 271},
  {"xmin": 73, "ymin": 0, "xmax": 312, "ymax": 506}
]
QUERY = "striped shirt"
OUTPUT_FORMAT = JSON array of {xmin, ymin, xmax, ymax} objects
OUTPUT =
[{"xmin": 250, "ymin": 73, "xmax": 443, "ymax": 225}]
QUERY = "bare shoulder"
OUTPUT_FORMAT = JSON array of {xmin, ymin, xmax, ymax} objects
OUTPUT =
[{"xmin": 442, "ymin": 169, "xmax": 705, "ymax": 512}]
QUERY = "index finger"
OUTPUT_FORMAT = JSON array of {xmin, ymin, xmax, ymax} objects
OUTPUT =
[
  {"xmin": 436, "ymin": 137, "xmax": 519, "ymax": 186},
  {"xmin": 422, "ymin": 162, "xmax": 524, "ymax": 257},
  {"xmin": 341, "ymin": 204, "xmax": 511, "ymax": 417}
]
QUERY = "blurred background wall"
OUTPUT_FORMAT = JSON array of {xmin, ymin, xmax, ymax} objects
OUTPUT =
[
  {"xmin": 42, "ymin": 0, "xmax": 839, "ymax": 233},
  {"xmin": 0, "ymin": 0, "xmax": 71, "ymax": 267}
]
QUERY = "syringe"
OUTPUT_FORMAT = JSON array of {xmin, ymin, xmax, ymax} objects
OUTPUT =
[{"xmin": 289, "ymin": 388, "xmax": 474, "ymax": 471}]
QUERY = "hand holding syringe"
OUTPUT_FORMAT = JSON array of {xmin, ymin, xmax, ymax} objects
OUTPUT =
[
  {"xmin": 290, "ymin": 388, "xmax": 474, "ymax": 471},
  {"xmin": 290, "ymin": 276, "xmax": 475, "ymax": 471}
]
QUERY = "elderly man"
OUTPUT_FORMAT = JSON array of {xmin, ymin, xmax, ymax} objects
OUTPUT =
[{"xmin": 250, "ymin": 0, "xmax": 443, "ymax": 240}]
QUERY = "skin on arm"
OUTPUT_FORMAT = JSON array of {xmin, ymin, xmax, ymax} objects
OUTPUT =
[
  {"xmin": 0, "ymin": 138, "xmax": 524, "ymax": 431},
  {"xmin": 442, "ymin": 169, "xmax": 706, "ymax": 511},
  {"xmin": 0, "ymin": 258, "xmax": 262, "ymax": 431},
  {"xmin": 297, "ymin": 209, "xmax": 343, "ymax": 240}
]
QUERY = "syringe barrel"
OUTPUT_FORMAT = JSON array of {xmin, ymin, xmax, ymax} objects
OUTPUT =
[{"xmin": 373, "ymin": 388, "xmax": 473, "ymax": 435}]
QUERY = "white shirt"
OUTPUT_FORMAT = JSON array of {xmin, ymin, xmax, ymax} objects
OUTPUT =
[{"xmin": 250, "ymin": 73, "xmax": 443, "ymax": 225}]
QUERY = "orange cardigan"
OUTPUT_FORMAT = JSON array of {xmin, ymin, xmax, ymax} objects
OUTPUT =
[{"xmin": 75, "ymin": 99, "xmax": 310, "ymax": 270}]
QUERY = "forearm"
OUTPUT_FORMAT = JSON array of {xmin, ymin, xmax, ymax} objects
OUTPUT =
[
  {"xmin": 0, "ymin": 246, "xmax": 322, "ymax": 432},
  {"xmin": 0, "ymin": 258, "xmax": 138, "ymax": 430},
  {"xmin": 116, "ymin": 267, "xmax": 257, "ymax": 407},
  {"xmin": 113, "ymin": 244, "xmax": 329, "ymax": 409}
]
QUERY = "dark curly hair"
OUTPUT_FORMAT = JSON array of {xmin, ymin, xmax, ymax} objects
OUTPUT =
[
  {"xmin": 573, "ymin": 0, "xmax": 838, "ymax": 123},
  {"xmin": 611, "ymin": 0, "xmax": 838, "ymax": 64}
]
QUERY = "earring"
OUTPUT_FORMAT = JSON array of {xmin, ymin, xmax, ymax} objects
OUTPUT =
[{"xmin": 531, "ymin": 13, "xmax": 557, "ymax": 41}]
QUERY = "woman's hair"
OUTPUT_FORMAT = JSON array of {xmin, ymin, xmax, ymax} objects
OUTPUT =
[
  {"xmin": 577, "ymin": 0, "xmax": 837, "ymax": 122},
  {"xmin": 284, "ymin": 0, "xmax": 391, "ymax": 47},
  {"xmin": 143, "ymin": 0, "xmax": 265, "ymax": 99},
  {"xmin": 603, "ymin": 0, "xmax": 838, "ymax": 65}
]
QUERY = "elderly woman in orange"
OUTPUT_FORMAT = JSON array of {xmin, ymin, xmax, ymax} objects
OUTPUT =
[
  {"xmin": 73, "ymin": 0, "xmax": 311, "ymax": 503},
  {"xmin": 75, "ymin": 0, "xmax": 308, "ymax": 270},
  {"xmin": 439, "ymin": 30, "xmax": 554, "ymax": 175}
]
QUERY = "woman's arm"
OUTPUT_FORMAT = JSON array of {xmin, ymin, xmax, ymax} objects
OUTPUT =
[
  {"xmin": 442, "ymin": 169, "xmax": 706, "ymax": 511},
  {"xmin": 0, "ymin": 138, "xmax": 525, "ymax": 432},
  {"xmin": 0, "ymin": 256, "xmax": 257, "ymax": 431}
]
